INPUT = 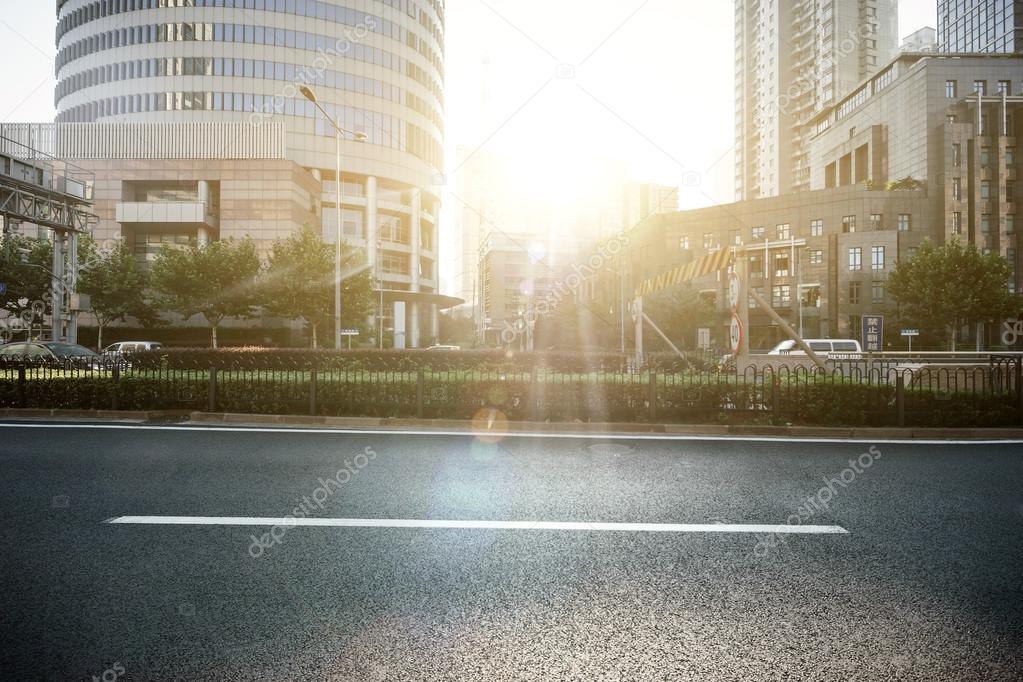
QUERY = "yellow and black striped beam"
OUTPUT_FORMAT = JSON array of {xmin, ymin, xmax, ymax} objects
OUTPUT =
[{"xmin": 634, "ymin": 248, "xmax": 733, "ymax": 298}]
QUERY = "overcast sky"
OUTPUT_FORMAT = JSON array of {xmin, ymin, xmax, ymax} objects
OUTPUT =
[{"xmin": 1, "ymin": 0, "xmax": 937, "ymax": 209}]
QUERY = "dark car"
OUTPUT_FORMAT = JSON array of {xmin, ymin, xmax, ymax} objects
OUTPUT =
[{"xmin": 0, "ymin": 341, "xmax": 102, "ymax": 369}]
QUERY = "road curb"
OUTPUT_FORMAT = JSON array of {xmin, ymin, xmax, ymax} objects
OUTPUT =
[{"xmin": 3, "ymin": 409, "xmax": 1023, "ymax": 439}]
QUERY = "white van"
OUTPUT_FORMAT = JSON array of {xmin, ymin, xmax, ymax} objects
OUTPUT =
[{"xmin": 767, "ymin": 339, "xmax": 862, "ymax": 356}]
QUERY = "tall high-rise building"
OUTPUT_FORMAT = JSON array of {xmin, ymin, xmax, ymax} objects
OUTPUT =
[
  {"xmin": 938, "ymin": 0, "xmax": 1022, "ymax": 53},
  {"xmin": 734, "ymin": 0, "xmax": 898, "ymax": 200},
  {"xmin": 37, "ymin": 0, "xmax": 452, "ymax": 347}
]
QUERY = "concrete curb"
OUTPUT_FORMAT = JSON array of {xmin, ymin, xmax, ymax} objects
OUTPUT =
[{"xmin": 2, "ymin": 409, "xmax": 1023, "ymax": 440}]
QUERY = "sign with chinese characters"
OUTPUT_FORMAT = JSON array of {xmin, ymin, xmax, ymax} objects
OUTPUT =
[{"xmin": 862, "ymin": 315, "xmax": 884, "ymax": 352}]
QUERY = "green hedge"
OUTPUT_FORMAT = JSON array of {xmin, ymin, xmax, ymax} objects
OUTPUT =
[{"xmin": 2, "ymin": 372, "xmax": 1018, "ymax": 427}]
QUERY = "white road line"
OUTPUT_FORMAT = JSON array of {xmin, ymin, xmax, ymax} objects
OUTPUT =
[
  {"xmin": 106, "ymin": 516, "xmax": 849, "ymax": 534},
  {"xmin": 1, "ymin": 421, "xmax": 1021, "ymax": 445}
]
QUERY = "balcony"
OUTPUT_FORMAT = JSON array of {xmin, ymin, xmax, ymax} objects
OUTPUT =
[{"xmin": 116, "ymin": 201, "xmax": 218, "ymax": 228}]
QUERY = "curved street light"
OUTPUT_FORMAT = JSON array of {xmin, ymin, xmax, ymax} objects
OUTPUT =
[{"xmin": 298, "ymin": 86, "xmax": 367, "ymax": 349}]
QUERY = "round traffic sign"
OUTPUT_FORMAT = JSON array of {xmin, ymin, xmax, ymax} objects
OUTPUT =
[
  {"xmin": 727, "ymin": 273, "xmax": 741, "ymax": 311},
  {"xmin": 729, "ymin": 313, "xmax": 743, "ymax": 355}
]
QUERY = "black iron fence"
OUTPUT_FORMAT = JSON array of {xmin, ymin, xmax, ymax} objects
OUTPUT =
[{"xmin": 1, "ymin": 355, "xmax": 1021, "ymax": 428}]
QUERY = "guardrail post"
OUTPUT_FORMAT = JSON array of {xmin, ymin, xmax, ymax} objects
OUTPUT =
[
  {"xmin": 208, "ymin": 367, "xmax": 218, "ymax": 413},
  {"xmin": 416, "ymin": 367, "xmax": 425, "ymax": 419},
  {"xmin": 18, "ymin": 364, "xmax": 27, "ymax": 408},
  {"xmin": 771, "ymin": 373, "xmax": 781, "ymax": 421},
  {"xmin": 309, "ymin": 369, "xmax": 317, "ymax": 416},
  {"xmin": 111, "ymin": 365, "xmax": 120, "ymax": 411},
  {"xmin": 896, "ymin": 375, "xmax": 906, "ymax": 427},
  {"xmin": 648, "ymin": 369, "xmax": 657, "ymax": 422},
  {"xmin": 1016, "ymin": 359, "xmax": 1023, "ymax": 425},
  {"xmin": 529, "ymin": 367, "xmax": 539, "ymax": 421}
]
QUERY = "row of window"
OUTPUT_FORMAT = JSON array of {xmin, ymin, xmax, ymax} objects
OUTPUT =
[
  {"xmin": 57, "ymin": 0, "xmax": 443, "ymax": 81},
  {"xmin": 751, "ymin": 280, "xmax": 887, "ymax": 309},
  {"xmin": 945, "ymin": 78, "xmax": 1015, "ymax": 98},
  {"xmin": 57, "ymin": 55, "xmax": 443, "ymax": 133},
  {"xmin": 952, "ymin": 143, "xmax": 1017, "ymax": 167},
  {"xmin": 951, "ymin": 212, "xmax": 1017, "ymax": 235},
  {"xmin": 950, "ymin": 176, "xmax": 1018, "ymax": 201},
  {"xmin": 56, "ymin": 21, "xmax": 443, "ymax": 106},
  {"xmin": 57, "ymin": 91, "xmax": 443, "ymax": 169},
  {"xmin": 847, "ymin": 246, "xmax": 887, "ymax": 271},
  {"xmin": 679, "ymin": 214, "xmax": 915, "ymax": 251}
]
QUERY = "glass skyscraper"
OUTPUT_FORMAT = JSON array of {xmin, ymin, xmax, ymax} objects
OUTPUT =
[{"xmin": 938, "ymin": 0, "xmax": 1022, "ymax": 53}]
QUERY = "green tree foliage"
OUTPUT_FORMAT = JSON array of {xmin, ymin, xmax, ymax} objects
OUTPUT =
[
  {"xmin": 887, "ymin": 239, "xmax": 1018, "ymax": 350},
  {"xmin": 438, "ymin": 312, "xmax": 475, "ymax": 347},
  {"xmin": 0, "ymin": 231, "xmax": 53, "ymax": 320},
  {"xmin": 77, "ymin": 236, "xmax": 161, "ymax": 350},
  {"xmin": 262, "ymin": 227, "xmax": 374, "ymax": 348},
  {"xmin": 642, "ymin": 285, "xmax": 718, "ymax": 352},
  {"xmin": 150, "ymin": 238, "xmax": 261, "ymax": 348}
]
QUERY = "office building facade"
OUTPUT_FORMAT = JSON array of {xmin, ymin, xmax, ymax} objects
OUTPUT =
[
  {"xmin": 734, "ymin": 0, "xmax": 898, "ymax": 200},
  {"xmin": 938, "ymin": 0, "xmax": 1022, "ymax": 53},
  {"xmin": 45, "ymin": 0, "xmax": 451, "ymax": 346}
]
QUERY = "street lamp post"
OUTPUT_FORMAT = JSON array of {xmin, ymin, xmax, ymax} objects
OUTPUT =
[{"xmin": 299, "ymin": 86, "xmax": 367, "ymax": 350}]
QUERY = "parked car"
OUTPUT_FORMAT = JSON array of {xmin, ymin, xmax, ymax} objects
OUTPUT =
[
  {"xmin": 0, "ymin": 341, "xmax": 102, "ymax": 368},
  {"xmin": 426, "ymin": 344, "xmax": 462, "ymax": 351},
  {"xmin": 767, "ymin": 339, "xmax": 863, "ymax": 356},
  {"xmin": 101, "ymin": 341, "xmax": 163, "ymax": 356}
]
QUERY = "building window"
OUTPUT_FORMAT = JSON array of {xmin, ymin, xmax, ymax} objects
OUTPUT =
[
  {"xmin": 776, "ymin": 223, "xmax": 791, "ymax": 240},
  {"xmin": 973, "ymin": 80, "xmax": 986, "ymax": 95},
  {"xmin": 981, "ymin": 146, "xmax": 992, "ymax": 166},
  {"xmin": 871, "ymin": 281, "xmax": 885, "ymax": 304},
  {"xmin": 952, "ymin": 212, "xmax": 963, "ymax": 234},
  {"xmin": 772, "ymin": 284, "xmax": 791, "ymax": 308},
  {"xmin": 848, "ymin": 281, "xmax": 862, "ymax": 305},
  {"xmin": 750, "ymin": 255, "xmax": 764, "ymax": 278},
  {"xmin": 809, "ymin": 249, "xmax": 823, "ymax": 265},
  {"xmin": 774, "ymin": 252, "xmax": 790, "ymax": 277},
  {"xmin": 749, "ymin": 287, "xmax": 764, "ymax": 308},
  {"xmin": 679, "ymin": 236, "xmax": 690, "ymax": 250},
  {"xmin": 1008, "ymin": 181, "xmax": 1017, "ymax": 201},
  {"xmin": 998, "ymin": 80, "xmax": 1012, "ymax": 96},
  {"xmin": 871, "ymin": 245, "xmax": 885, "ymax": 270},
  {"xmin": 810, "ymin": 218, "xmax": 823, "ymax": 237},
  {"xmin": 945, "ymin": 80, "xmax": 957, "ymax": 98},
  {"xmin": 751, "ymin": 226, "xmax": 765, "ymax": 240},
  {"xmin": 981, "ymin": 214, "xmax": 991, "ymax": 233},
  {"xmin": 869, "ymin": 214, "xmax": 882, "ymax": 230},
  {"xmin": 729, "ymin": 229, "xmax": 741, "ymax": 246},
  {"xmin": 1008, "ymin": 215, "xmax": 1016, "ymax": 235},
  {"xmin": 1007, "ymin": 147, "xmax": 1016, "ymax": 165},
  {"xmin": 947, "ymin": 114, "xmax": 957, "ymax": 124},
  {"xmin": 952, "ymin": 143, "xmax": 962, "ymax": 167},
  {"xmin": 952, "ymin": 177, "xmax": 962, "ymax": 201},
  {"xmin": 797, "ymin": 283, "xmax": 818, "ymax": 308},
  {"xmin": 897, "ymin": 214, "xmax": 911, "ymax": 232},
  {"xmin": 981, "ymin": 181, "xmax": 991, "ymax": 200},
  {"xmin": 703, "ymin": 233, "xmax": 714, "ymax": 249},
  {"xmin": 848, "ymin": 247, "xmax": 862, "ymax": 271},
  {"xmin": 1009, "ymin": 249, "xmax": 1018, "ymax": 293},
  {"xmin": 842, "ymin": 215, "xmax": 856, "ymax": 233}
]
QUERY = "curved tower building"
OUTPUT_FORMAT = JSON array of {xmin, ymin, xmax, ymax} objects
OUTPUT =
[{"xmin": 45, "ymin": 0, "xmax": 451, "ymax": 346}]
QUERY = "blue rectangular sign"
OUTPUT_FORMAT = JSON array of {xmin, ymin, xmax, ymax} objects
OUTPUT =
[
  {"xmin": 862, "ymin": 315, "xmax": 884, "ymax": 352},
  {"xmin": 0, "ymin": 283, "xmax": 6, "ymax": 295}
]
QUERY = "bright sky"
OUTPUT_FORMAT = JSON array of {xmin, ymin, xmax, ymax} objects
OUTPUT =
[{"xmin": 1, "ymin": 0, "xmax": 937, "ymax": 285}]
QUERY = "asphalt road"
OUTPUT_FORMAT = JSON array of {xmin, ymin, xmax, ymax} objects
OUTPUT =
[{"xmin": 1, "ymin": 422, "xmax": 1022, "ymax": 681}]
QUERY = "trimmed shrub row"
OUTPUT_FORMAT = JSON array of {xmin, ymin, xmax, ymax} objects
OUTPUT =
[{"xmin": 1, "ymin": 373, "xmax": 1017, "ymax": 427}]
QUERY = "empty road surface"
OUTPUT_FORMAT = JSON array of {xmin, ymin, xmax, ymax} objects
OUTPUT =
[{"xmin": 1, "ymin": 422, "xmax": 1021, "ymax": 680}]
